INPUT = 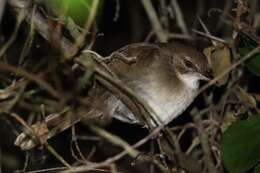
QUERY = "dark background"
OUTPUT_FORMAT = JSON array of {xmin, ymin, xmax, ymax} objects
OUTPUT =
[{"xmin": 0, "ymin": 0, "xmax": 260, "ymax": 172}]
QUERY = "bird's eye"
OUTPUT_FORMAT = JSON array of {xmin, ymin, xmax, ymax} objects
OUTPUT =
[{"xmin": 184, "ymin": 59, "xmax": 194, "ymax": 68}]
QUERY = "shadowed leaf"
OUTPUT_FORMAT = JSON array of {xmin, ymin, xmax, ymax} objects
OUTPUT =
[
  {"xmin": 237, "ymin": 32, "xmax": 260, "ymax": 76},
  {"xmin": 221, "ymin": 115, "xmax": 260, "ymax": 173},
  {"xmin": 203, "ymin": 45, "xmax": 231, "ymax": 86}
]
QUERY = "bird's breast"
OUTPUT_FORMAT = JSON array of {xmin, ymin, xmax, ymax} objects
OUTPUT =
[
  {"xmin": 106, "ymin": 77, "xmax": 198, "ymax": 126},
  {"xmin": 137, "ymin": 82, "xmax": 197, "ymax": 125}
]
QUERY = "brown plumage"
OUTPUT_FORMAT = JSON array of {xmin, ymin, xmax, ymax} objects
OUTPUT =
[{"xmin": 91, "ymin": 42, "xmax": 212, "ymax": 126}]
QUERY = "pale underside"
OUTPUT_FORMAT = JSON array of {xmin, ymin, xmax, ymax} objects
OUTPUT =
[{"xmin": 105, "ymin": 72, "xmax": 200, "ymax": 126}]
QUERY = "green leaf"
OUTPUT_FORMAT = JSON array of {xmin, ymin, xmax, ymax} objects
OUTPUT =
[
  {"xmin": 237, "ymin": 32, "xmax": 260, "ymax": 76},
  {"xmin": 46, "ymin": 0, "xmax": 102, "ymax": 26},
  {"xmin": 221, "ymin": 115, "xmax": 260, "ymax": 173},
  {"xmin": 254, "ymin": 164, "xmax": 260, "ymax": 173}
]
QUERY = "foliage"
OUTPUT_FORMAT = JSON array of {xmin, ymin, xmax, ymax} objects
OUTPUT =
[
  {"xmin": 237, "ymin": 32, "xmax": 260, "ymax": 76},
  {"xmin": 221, "ymin": 115, "xmax": 260, "ymax": 173},
  {"xmin": 44, "ymin": 0, "xmax": 102, "ymax": 26}
]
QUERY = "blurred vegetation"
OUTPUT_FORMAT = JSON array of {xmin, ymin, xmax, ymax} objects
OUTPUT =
[{"xmin": 0, "ymin": 0, "xmax": 260, "ymax": 173}]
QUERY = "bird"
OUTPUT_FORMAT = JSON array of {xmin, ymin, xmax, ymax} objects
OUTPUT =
[
  {"xmin": 95, "ymin": 42, "xmax": 212, "ymax": 126},
  {"xmin": 14, "ymin": 42, "xmax": 212, "ymax": 150}
]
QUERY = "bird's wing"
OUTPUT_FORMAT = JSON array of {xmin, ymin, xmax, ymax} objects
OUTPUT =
[
  {"xmin": 110, "ymin": 42, "xmax": 160, "ymax": 63},
  {"xmin": 107, "ymin": 42, "xmax": 163, "ymax": 81}
]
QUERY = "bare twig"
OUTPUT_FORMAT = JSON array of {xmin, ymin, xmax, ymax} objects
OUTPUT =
[
  {"xmin": 170, "ymin": 0, "xmax": 190, "ymax": 37},
  {"xmin": 70, "ymin": 124, "xmax": 88, "ymax": 162},
  {"xmin": 0, "ymin": 0, "xmax": 6, "ymax": 24},
  {"xmin": 167, "ymin": 33, "xmax": 192, "ymax": 40},
  {"xmin": 19, "ymin": 5, "xmax": 36, "ymax": 65},
  {"xmin": 192, "ymin": 109, "xmax": 219, "ymax": 173},
  {"xmin": 0, "ymin": 62, "xmax": 61, "ymax": 99},
  {"xmin": 141, "ymin": 0, "xmax": 168, "ymax": 42},
  {"xmin": 113, "ymin": 0, "xmax": 120, "ymax": 22},
  {"xmin": 192, "ymin": 29, "xmax": 228, "ymax": 44},
  {"xmin": 89, "ymin": 125, "xmax": 139, "ymax": 158},
  {"xmin": 61, "ymin": 125, "xmax": 164, "ymax": 173},
  {"xmin": 8, "ymin": 112, "xmax": 73, "ymax": 169},
  {"xmin": 45, "ymin": 143, "xmax": 73, "ymax": 169},
  {"xmin": 24, "ymin": 167, "xmax": 67, "ymax": 173},
  {"xmin": 197, "ymin": 16, "xmax": 217, "ymax": 46},
  {"xmin": 0, "ymin": 10, "xmax": 25, "ymax": 58}
]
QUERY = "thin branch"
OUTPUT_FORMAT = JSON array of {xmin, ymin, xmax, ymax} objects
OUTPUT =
[
  {"xmin": 0, "ymin": 0, "xmax": 6, "ymax": 24},
  {"xmin": 7, "ymin": 112, "xmax": 72, "ymax": 169},
  {"xmin": 170, "ymin": 0, "xmax": 190, "ymax": 37},
  {"xmin": 192, "ymin": 29, "xmax": 228, "ymax": 44},
  {"xmin": 61, "ymin": 125, "xmax": 164, "ymax": 173},
  {"xmin": 68, "ymin": 0, "xmax": 100, "ymax": 58},
  {"xmin": 192, "ymin": 109, "xmax": 219, "ymax": 173},
  {"xmin": 0, "ymin": 62, "xmax": 61, "ymax": 99},
  {"xmin": 8, "ymin": 0, "xmax": 75, "ymax": 57},
  {"xmin": 18, "ymin": 5, "xmax": 36, "ymax": 65},
  {"xmin": 89, "ymin": 125, "xmax": 139, "ymax": 158},
  {"xmin": 24, "ymin": 167, "xmax": 67, "ymax": 173},
  {"xmin": 45, "ymin": 142, "xmax": 72, "ymax": 169},
  {"xmin": 141, "ymin": 0, "xmax": 168, "ymax": 42},
  {"xmin": 70, "ymin": 124, "xmax": 88, "ymax": 163},
  {"xmin": 197, "ymin": 16, "xmax": 217, "ymax": 46},
  {"xmin": 0, "ymin": 10, "xmax": 25, "ymax": 58}
]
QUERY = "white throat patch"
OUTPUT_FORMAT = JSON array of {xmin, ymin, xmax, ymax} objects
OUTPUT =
[{"xmin": 177, "ymin": 73, "xmax": 202, "ymax": 89}]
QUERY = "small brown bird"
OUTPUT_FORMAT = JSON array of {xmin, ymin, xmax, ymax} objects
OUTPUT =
[
  {"xmin": 15, "ymin": 42, "xmax": 212, "ymax": 150},
  {"xmin": 99, "ymin": 42, "xmax": 212, "ymax": 126}
]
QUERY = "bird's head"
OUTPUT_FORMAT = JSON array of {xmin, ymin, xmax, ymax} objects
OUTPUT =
[{"xmin": 162, "ymin": 43, "xmax": 213, "ymax": 88}]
